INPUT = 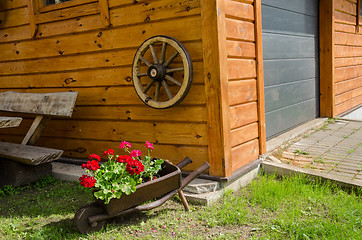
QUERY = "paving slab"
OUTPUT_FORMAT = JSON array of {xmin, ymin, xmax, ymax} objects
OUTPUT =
[
  {"xmin": 267, "ymin": 118, "xmax": 362, "ymax": 188},
  {"xmin": 263, "ymin": 160, "xmax": 361, "ymax": 188}
]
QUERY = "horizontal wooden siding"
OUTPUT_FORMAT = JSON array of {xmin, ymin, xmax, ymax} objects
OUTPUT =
[
  {"xmin": 224, "ymin": 0, "xmax": 259, "ymax": 172},
  {"xmin": 334, "ymin": 0, "xmax": 362, "ymax": 115},
  {"xmin": 0, "ymin": 0, "xmax": 207, "ymax": 171}
]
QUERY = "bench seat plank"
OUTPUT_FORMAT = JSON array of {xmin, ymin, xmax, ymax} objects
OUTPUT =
[
  {"xmin": 0, "ymin": 142, "xmax": 63, "ymax": 165},
  {"xmin": 0, "ymin": 91, "xmax": 78, "ymax": 117}
]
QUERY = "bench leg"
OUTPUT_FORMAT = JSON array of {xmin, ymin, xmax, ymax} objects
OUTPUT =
[{"xmin": 0, "ymin": 158, "xmax": 52, "ymax": 187}]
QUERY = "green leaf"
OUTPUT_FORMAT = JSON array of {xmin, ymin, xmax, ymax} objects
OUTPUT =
[
  {"xmin": 115, "ymin": 191, "xmax": 122, "ymax": 199},
  {"xmin": 121, "ymin": 184, "xmax": 132, "ymax": 195},
  {"xmin": 94, "ymin": 190, "xmax": 105, "ymax": 200},
  {"xmin": 155, "ymin": 159, "xmax": 164, "ymax": 165}
]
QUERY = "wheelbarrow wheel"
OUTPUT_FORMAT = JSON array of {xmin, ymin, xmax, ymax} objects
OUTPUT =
[
  {"xmin": 74, "ymin": 203, "xmax": 106, "ymax": 234},
  {"xmin": 132, "ymin": 35, "xmax": 193, "ymax": 109}
]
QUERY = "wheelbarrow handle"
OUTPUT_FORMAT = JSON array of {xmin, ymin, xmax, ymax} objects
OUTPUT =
[
  {"xmin": 89, "ymin": 188, "xmax": 180, "ymax": 224},
  {"xmin": 136, "ymin": 161, "xmax": 210, "ymax": 211},
  {"xmin": 180, "ymin": 162, "xmax": 210, "ymax": 190},
  {"xmin": 176, "ymin": 157, "xmax": 192, "ymax": 169}
]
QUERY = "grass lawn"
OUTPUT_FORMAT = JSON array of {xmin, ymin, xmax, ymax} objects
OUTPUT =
[{"xmin": 0, "ymin": 174, "xmax": 360, "ymax": 240}]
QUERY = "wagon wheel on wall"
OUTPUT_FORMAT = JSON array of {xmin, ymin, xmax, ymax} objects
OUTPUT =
[{"xmin": 132, "ymin": 35, "xmax": 193, "ymax": 109}]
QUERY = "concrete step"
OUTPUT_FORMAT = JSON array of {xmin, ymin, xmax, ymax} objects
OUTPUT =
[
  {"xmin": 183, "ymin": 178, "xmax": 220, "ymax": 194},
  {"xmin": 52, "ymin": 162, "xmax": 84, "ymax": 182}
]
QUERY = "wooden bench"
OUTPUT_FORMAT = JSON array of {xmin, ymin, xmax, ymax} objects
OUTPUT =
[{"xmin": 0, "ymin": 91, "xmax": 78, "ymax": 186}]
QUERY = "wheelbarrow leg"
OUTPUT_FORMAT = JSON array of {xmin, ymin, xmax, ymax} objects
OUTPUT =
[
  {"xmin": 178, "ymin": 162, "xmax": 209, "ymax": 210},
  {"xmin": 178, "ymin": 190, "xmax": 190, "ymax": 211},
  {"xmin": 176, "ymin": 158, "xmax": 210, "ymax": 211},
  {"xmin": 176, "ymin": 157, "xmax": 191, "ymax": 211}
]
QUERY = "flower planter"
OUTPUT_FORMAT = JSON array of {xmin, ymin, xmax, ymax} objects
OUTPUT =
[
  {"xmin": 95, "ymin": 161, "xmax": 181, "ymax": 215},
  {"xmin": 75, "ymin": 157, "xmax": 210, "ymax": 234}
]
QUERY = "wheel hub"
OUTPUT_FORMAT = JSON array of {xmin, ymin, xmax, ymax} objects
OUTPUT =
[{"xmin": 147, "ymin": 64, "xmax": 166, "ymax": 81}]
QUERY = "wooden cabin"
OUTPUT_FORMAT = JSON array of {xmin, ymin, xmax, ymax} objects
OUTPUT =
[{"xmin": 0, "ymin": 0, "xmax": 361, "ymax": 178}]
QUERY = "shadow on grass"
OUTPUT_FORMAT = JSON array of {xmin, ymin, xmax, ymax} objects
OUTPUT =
[
  {"xmin": 40, "ymin": 202, "xmax": 180, "ymax": 237},
  {"xmin": 0, "ymin": 178, "xmax": 93, "ymax": 218},
  {"xmin": 41, "ymin": 218, "xmax": 81, "ymax": 238},
  {"xmin": 0, "ymin": 175, "xmax": 184, "ymax": 237},
  {"xmin": 109, "ymin": 206, "xmax": 180, "ymax": 227}
]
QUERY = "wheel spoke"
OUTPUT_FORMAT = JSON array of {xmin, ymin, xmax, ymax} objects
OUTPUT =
[
  {"xmin": 139, "ymin": 56, "xmax": 152, "ymax": 67},
  {"xmin": 161, "ymin": 80, "xmax": 173, "ymax": 100},
  {"xmin": 160, "ymin": 42, "xmax": 167, "ymax": 64},
  {"xmin": 166, "ymin": 67, "xmax": 184, "ymax": 73},
  {"xmin": 137, "ymin": 72, "xmax": 148, "ymax": 77},
  {"xmin": 149, "ymin": 44, "xmax": 159, "ymax": 64},
  {"xmin": 165, "ymin": 75, "xmax": 182, "ymax": 87},
  {"xmin": 143, "ymin": 79, "xmax": 156, "ymax": 93},
  {"xmin": 155, "ymin": 81, "xmax": 160, "ymax": 101},
  {"xmin": 164, "ymin": 51, "xmax": 179, "ymax": 67}
]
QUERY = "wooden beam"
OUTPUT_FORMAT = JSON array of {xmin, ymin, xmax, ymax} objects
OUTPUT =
[
  {"xmin": 34, "ymin": 2, "xmax": 100, "ymax": 24},
  {"xmin": 201, "ymin": 0, "xmax": 231, "ymax": 177},
  {"xmin": 39, "ymin": 0, "xmax": 95, "ymax": 13},
  {"xmin": 319, "ymin": 0, "xmax": 335, "ymax": 117},
  {"xmin": 21, "ymin": 116, "xmax": 51, "ymax": 145},
  {"xmin": 357, "ymin": 0, "xmax": 360, "ymax": 33},
  {"xmin": 99, "ymin": 0, "xmax": 111, "ymax": 27},
  {"xmin": 27, "ymin": 0, "xmax": 39, "ymax": 38},
  {"xmin": 254, "ymin": 0, "xmax": 266, "ymax": 154}
]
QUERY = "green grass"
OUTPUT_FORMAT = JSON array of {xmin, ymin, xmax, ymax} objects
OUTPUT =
[
  {"xmin": 0, "ymin": 174, "xmax": 361, "ymax": 239},
  {"xmin": 347, "ymin": 148, "xmax": 356, "ymax": 154},
  {"xmin": 294, "ymin": 150, "xmax": 310, "ymax": 156},
  {"xmin": 317, "ymin": 118, "xmax": 335, "ymax": 131}
]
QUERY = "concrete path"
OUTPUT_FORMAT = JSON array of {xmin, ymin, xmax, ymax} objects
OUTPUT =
[
  {"xmin": 342, "ymin": 106, "xmax": 362, "ymax": 121},
  {"xmin": 266, "ymin": 119, "xmax": 362, "ymax": 187}
]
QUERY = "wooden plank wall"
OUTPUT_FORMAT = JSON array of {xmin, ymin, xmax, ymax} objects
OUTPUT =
[
  {"xmin": 334, "ymin": 0, "xmax": 362, "ymax": 115},
  {"xmin": 0, "ymin": 0, "xmax": 207, "ymax": 171},
  {"xmin": 224, "ymin": 0, "xmax": 260, "ymax": 172}
]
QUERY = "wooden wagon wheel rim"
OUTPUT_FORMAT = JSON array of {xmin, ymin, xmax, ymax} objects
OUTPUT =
[
  {"xmin": 74, "ymin": 204, "xmax": 106, "ymax": 234},
  {"xmin": 132, "ymin": 35, "xmax": 193, "ymax": 109}
]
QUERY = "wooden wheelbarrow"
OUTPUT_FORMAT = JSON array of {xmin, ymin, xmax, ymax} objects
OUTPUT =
[{"xmin": 74, "ymin": 157, "xmax": 210, "ymax": 234}]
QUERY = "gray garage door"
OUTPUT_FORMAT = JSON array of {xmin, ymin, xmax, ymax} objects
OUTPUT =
[{"xmin": 262, "ymin": 0, "xmax": 319, "ymax": 139}]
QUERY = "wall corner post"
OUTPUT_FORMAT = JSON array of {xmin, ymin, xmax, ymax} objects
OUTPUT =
[
  {"xmin": 254, "ymin": 0, "xmax": 266, "ymax": 154},
  {"xmin": 319, "ymin": 0, "xmax": 335, "ymax": 117},
  {"xmin": 201, "ymin": 0, "xmax": 232, "ymax": 177}
]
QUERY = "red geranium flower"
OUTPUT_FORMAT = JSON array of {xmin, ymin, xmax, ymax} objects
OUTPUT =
[
  {"xmin": 119, "ymin": 141, "xmax": 131, "ymax": 149},
  {"xmin": 126, "ymin": 159, "xmax": 144, "ymax": 175},
  {"xmin": 89, "ymin": 154, "xmax": 101, "ymax": 161},
  {"xmin": 82, "ymin": 160, "xmax": 100, "ymax": 171},
  {"xmin": 79, "ymin": 175, "xmax": 96, "ymax": 188},
  {"xmin": 103, "ymin": 148, "xmax": 114, "ymax": 156},
  {"xmin": 144, "ymin": 141, "xmax": 155, "ymax": 150},
  {"xmin": 117, "ymin": 155, "xmax": 132, "ymax": 164},
  {"xmin": 130, "ymin": 150, "xmax": 142, "ymax": 158}
]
